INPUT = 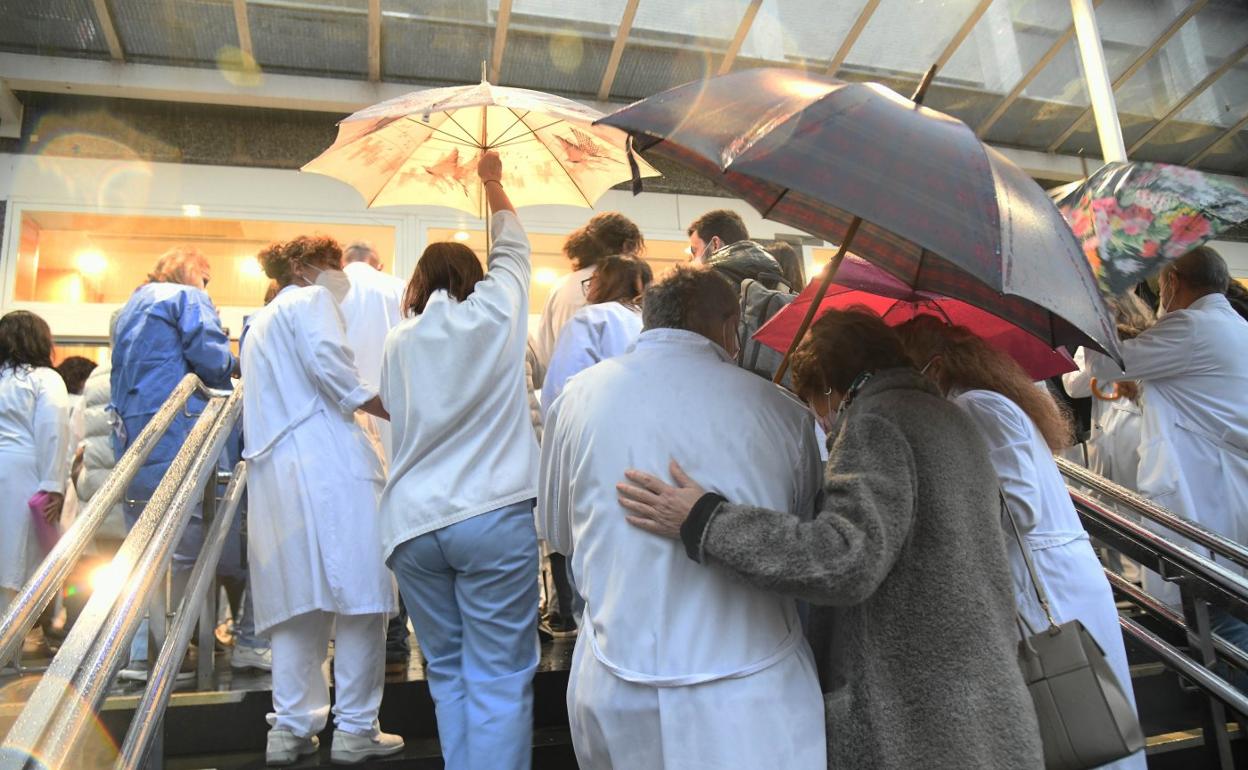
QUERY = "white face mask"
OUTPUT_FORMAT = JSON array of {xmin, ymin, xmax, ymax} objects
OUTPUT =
[{"xmin": 302, "ymin": 266, "xmax": 351, "ymax": 304}]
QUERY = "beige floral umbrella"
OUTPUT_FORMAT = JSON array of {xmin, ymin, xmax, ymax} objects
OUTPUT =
[{"xmin": 303, "ymin": 76, "xmax": 659, "ymax": 218}]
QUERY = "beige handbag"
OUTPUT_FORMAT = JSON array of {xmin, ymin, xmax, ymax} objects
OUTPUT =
[{"xmin": 1004, "ymin": 496, "xmax": 1145, "ymax": 770}]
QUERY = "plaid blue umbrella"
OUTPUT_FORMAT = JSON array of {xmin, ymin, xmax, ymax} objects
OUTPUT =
[{"xmin": 598, "ymin": 68, "xmax": 1120, "ymax": 366}]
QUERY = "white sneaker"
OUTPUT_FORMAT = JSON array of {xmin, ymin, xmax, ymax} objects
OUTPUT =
[
  {"xmin": 266, "ymin": 729, "xmax": 319, "ymax": 766},
  {"xmin": 231, "ymin": 645, "xmax": 273, "ymax": 671},
  {"xmin": 330, "ymin": 730, "xmax": 404, "ymax": 764}
]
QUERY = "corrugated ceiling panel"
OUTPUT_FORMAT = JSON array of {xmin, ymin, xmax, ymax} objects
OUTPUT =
[
  {"xmin": 382, "ymin": 16, "xmax": 490, "ymax": 85},
  {"xmin": 248, "ymin": 1, "xmax": 369, "ymax": 77},
  {"xmin": 498, "ymin": 29, "xmax": 612, "ymax": 97},
  {"xmin": 610, "ymin": 45, "xmax": 717, "ymax": 102},
  {"xmin": 110, "ymin": 0, "xmax": 236, "ymax": 65},
  {"xmin": 0, "ymin": 0, "xmax": 109, "ymax": 56}
]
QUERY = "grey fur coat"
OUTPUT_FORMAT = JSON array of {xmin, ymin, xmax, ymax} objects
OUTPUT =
[{"xmin": 688, "ymin": 368, "xmax": 1043, "ymax": 769}]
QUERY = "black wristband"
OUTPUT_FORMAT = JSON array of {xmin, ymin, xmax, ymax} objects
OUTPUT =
[{"xmin": 681, "ymin": 492, "xmax": 728, "ymax": 563}]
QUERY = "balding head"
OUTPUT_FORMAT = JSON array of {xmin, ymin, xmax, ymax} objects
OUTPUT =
[
  {"xmin": 344, "ymin": 241, "xmax": 382, "ymax": 269},
  {"xmin": 1160, "ymin": 245, "xmax": 1230, "ymax": 312},
  {"xmin": 642, "ymin": 265, "xmax": 740, "ymax": 357}
]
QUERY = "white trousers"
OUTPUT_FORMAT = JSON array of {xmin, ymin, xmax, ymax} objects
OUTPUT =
[{"xmin": 269, "ymin": 610, "xmax": 386, "ymax": 738}]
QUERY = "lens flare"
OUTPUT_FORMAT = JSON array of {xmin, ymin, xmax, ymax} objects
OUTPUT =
[
  {"xmin": 87, "ymin": 561, "xmax": 126, "ymax": 597},
  {"xmin": 75, "ymin": 250, "xmax": 108, "ymax": 277},
  {"xmin": 453, "ymin": 230, "xmax": 471, "ymax": 242},
  {"xmin": 216, "ymin": 45, "xmax": 263, "ymax": 88},
  {"xmin": 237, "ymin": 256, "xmax": 266, "ymax": 280},
  {"xmin": 534, "ymin": 267, "xmax": 562, "ymax": 286}
]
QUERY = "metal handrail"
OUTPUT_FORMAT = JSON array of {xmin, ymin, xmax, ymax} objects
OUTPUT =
[
  {"xmin": 1120, "ymin": 616, "xmax": 1248, "ymax": 719},
  {"xmin": 1106, "ymin": 571, "xmax": 1248, "ymax": 674},
  {"xmin": 0, "ymin": 374, "xmax": 221, "ymax": 668},
  {"xmin": 0, "ymin": 386, "xmax": 243, "ymax": 770},
  {"xmin": 1069, "ymin": 489, "xmax": 1248, "ymax": 615},
  {"xmin": 1059, "ymin": 457, "xmax": 1248, "ymax": 571},
  {"xmin": 116, "ymin": 461, "xmax": 248, "ymax": 770}
]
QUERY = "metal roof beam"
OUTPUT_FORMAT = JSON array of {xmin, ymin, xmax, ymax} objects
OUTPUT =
[
  {"xmin": 976, "ymin": 2, "xmax": 1102, "ymax": 138},
  {"xmin": 232, "ymin": 0, "xmax": 254, "ymax": 59},
  {"xmin": 933, "ymin": 0, "xmax": 994, "ymax": 70},
  {"xmin": 0, "ymin": 81, "xmax": 23, "ymax": 139},
  {"xmin": 89, "ymin": 0, "xmax": 125, "ymax": 62},
  {"xmin": 1128, "ymin": 41, "xmax": 1248, "ymax": 155},
  {"xmin": 826, "ymin": 0, "xmax": 880, "ymax": 76},
  {"xmin": 1183, "ymin": 111, "xmax": 1248, "ymax": 168},
  {"xmin": 598, "ymin": 0, "xmax": 640, "ymax": 101},
  {"xmin": 368, "ymin": 0, "xmax": 381, "ymax": 82},
  {"xmin": 489, "ymin": 0, "xmax": 513, "ymax": 84},
  {"xmin": 1047, "ymin": 0, "xmax": 1207, "ymax": 153},
  {"xmin": 717, "ymin": 0, "xmax": 764, "ymax": 76}
]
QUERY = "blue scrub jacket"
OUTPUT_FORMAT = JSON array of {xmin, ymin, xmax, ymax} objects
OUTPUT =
[{"xmin": 110, "ymin": 282, "xmax": 237, "ymax": 502}]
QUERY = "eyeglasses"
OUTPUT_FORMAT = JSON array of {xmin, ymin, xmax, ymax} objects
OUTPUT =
[{"xmin": 581, "ymin": 275, "xmax": 595, "ymax": 295}]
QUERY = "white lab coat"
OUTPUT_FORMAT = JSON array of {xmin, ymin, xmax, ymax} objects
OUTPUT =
[
  {"xmin": 539, "ymin": 301, "xmax": 642, "ymax": 417},
  {"xmin": 340, "ymin": 261, "xmax": 405, "ymax": 461},
  {"xmin": 0, "ymin": 366, "xmax": 70, "ymax": 591},
  {"xmin": 540, "ymin": 328, "xmax": 826, "ymax": 770},
  {"xmin": 241, "ymin": 285, "xmax": 396, "ymax": 635},
  {"xmin": 1121, "ymin": 293, "xmax": 1248, "ymax": 602},
  {"xmin": 379, "ymin": 211, "xmax": 539, "ymax": 560},
  {"xmin": 1062, "ymin": 347, "xmax": 1145, "ymax": 490},
  {"xmin": 955, "ymin": 389, "xmax": 1145, "ymax": 770},
  {"xmin": 531, "ymin": 264, "xmax": 595, "ymax": 376}
]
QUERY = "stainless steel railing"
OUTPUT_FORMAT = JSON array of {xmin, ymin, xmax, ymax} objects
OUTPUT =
[
  {"xmin": 115, "ymin": 462, "xmax": 248, "ymax": 770},
  {"xmin": 0, "ymin": 374, "xmax": 226, "ymax": 670},
  {"xmin": 1059, "ymin": 456, "xmax": 1248, "ymax": 571},
  {"xmin": 0, "ymin": 384, "xmax": 243, "ymax": 770},
  {"xmin": 1069, "ymin": 482, "xmax": 1248, "ymax": 770}
]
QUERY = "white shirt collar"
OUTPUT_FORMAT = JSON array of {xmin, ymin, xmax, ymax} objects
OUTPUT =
[{"xmin": 633, "ymin": 328, "xmax": 733, "ymax": 362}]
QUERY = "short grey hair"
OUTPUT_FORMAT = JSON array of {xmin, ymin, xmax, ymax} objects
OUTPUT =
[
  {"xmin": 641, "ymin": 264, "xmax": 738, "ymax": 332},
  {"xmin": 343, "ymin": 241, "xmax": 379, "ymax": 266},
  {"xmin": 1168, "ymin": 245, "xmax": 1230, "ymax": 295}
]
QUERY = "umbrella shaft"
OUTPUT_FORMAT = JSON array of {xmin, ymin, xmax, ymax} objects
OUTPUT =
[{"xmin": 773, "ymin": 217, "xmax": 863, "ymax": 385}]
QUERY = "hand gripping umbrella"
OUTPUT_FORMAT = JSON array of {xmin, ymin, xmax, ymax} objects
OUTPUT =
[
  {"xmin": 1053, "ymin": 161, "xmax": 1248, "ymax": 296},
  {"xmin": 597, "ymin": 68, "xmax": 1120, "ymax": 381},
  {"xmin": 304, "ymin": 69, "xmax": 659, "ymax": 243}
]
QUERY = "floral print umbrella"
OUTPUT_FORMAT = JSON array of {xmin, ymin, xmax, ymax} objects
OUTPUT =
[
  {"xmin": 1054, "ymin": 162, "xmax": 1248, "ymax": 296},
  {"xmin": 303, "ymin": 79, "xmax": 658, "ymax": 217}
]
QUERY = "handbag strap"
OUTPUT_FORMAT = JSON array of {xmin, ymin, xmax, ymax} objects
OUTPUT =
[{"xmin": 1000, "ymin": 490, "xmax": 1060, "ymax": 634}]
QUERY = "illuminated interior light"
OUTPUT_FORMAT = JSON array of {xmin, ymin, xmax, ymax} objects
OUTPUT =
[
  {"xmin": 75, "ymin": 250, "xmax": 108, "ymax": 277},
  {"xmin": 534, "ymin": 268, "xmax": 562, "ymax": 286},
  {"xmin": 237, "ymin": 256, "xmax": 267, "ymax": 279},
  {"xmin": 182, "ymin": 204, "xmax": 202, "ymax": 217},
  {"xmin": 453, "ymin": 230, "xmax": 471, "ymax": 242}
]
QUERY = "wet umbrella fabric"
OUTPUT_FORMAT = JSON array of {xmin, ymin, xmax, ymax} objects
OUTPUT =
[
  {"xmin": 1054, "ymin": 161, "xmax": 1248, "ymax": 296},
  {"xmin": 754, "ymin": 256, "xmax": 1077, "ymax": 381},
  {"xmin": 303, "ymin": 80, "xmax": 659, "ymax": 216},
  {"xmin": 597, "ymin": 68, "xmax": 1120, "ymax": 364}
]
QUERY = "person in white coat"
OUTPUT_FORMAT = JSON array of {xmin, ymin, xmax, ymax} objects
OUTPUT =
[
  {"xmin": 380, "ymin": 153, "xmax": 540, "ymax": 770},
  {"xmin": 1062, "ymin": 294, "xmax": 1155, "ymax": 491},
  {"xmin": 241, "ymin": 235, "xmax": 402, "ymax": 767},
  {"xmin": 339, "ymin": 241, "xmax": 404, "ymax": 459},
  {"xmin": 899, "ymin": 317, "xmax": 1145, "ymax": 770},
  {"xmin": 539, "ymin": 254, "xmax": 652, "ymax": 418},
  {"xmin": 1119, "ymin": 247, "xmax": 1248, "ymax": 647},
  {"xmin": 0, "ymin": 312, "xmax": 71, "ymax": 617},
  {"xmin": 540, "ymin": 265, "xmax": 826, "ymax": 770},
  {"xmin": 530, "ymin": 211, "xmax": 645, "ymax": 375}
]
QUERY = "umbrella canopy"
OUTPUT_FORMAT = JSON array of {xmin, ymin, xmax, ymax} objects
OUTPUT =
[
  {"xmin": 304, "ymin": 79, "xmax": 658, "ymax": 216},
  {"xmin": 754, "ymin": 256, "xmax": 1076, "ymax": 381},
  {"xmin": 597, "ymin": 68, "xmax": 1120, "ymax": 365},
  {"xmin": 1053, "ymin": 161, "xmax": 1248, "ymax": 296}
]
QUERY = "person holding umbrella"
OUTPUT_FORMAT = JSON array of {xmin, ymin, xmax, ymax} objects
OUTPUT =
[
  {"xmin": 617, "ymin": 309, "xmax": 1044, "ymax": 769},
  {"xmin": 380, "ymin": 151, "xmax": 541, "ymax": 770}
]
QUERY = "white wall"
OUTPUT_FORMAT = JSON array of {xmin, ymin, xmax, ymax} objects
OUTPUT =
[{"xmin": 0, "ymin": 152, "xmax": 813, "ymax": 340}]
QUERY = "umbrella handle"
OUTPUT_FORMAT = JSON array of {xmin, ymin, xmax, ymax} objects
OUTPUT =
[
  {"xmin": 1089, "ymin": 376, "xmax": 1121, "ymax": 401},
  {"xmin": 772, "ymin": 216, "xmax": 863, "ymax": 384}
]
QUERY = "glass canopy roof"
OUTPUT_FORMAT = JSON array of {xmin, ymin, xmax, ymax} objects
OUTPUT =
[{"xmin": 0, "ymin": 0, "xmax": 1245, "ymax": 175}]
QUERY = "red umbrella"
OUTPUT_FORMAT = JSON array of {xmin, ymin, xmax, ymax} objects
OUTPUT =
[{"xmin": 755, "ymin": 256, "xmax": 1076, "ymax": 381}]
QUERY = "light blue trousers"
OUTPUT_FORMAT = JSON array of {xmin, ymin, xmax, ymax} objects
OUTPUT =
[{"xmin": 388, "ymin": 501, "xmax": 540, "ymax": 770}]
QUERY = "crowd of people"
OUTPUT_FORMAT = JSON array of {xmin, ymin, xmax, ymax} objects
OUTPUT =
[{"xmin": 1, "ymin": 150, "xmax": 1247, "ymax": 769}]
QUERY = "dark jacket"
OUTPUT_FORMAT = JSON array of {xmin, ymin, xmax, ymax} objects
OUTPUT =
[
  {"xmin": 704, "ymin": 239, "xmax": 786, "ymax": 289},
  {"xmin": 683, "ymin": 368, "xmax": 1043, "ymax": 769}
]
